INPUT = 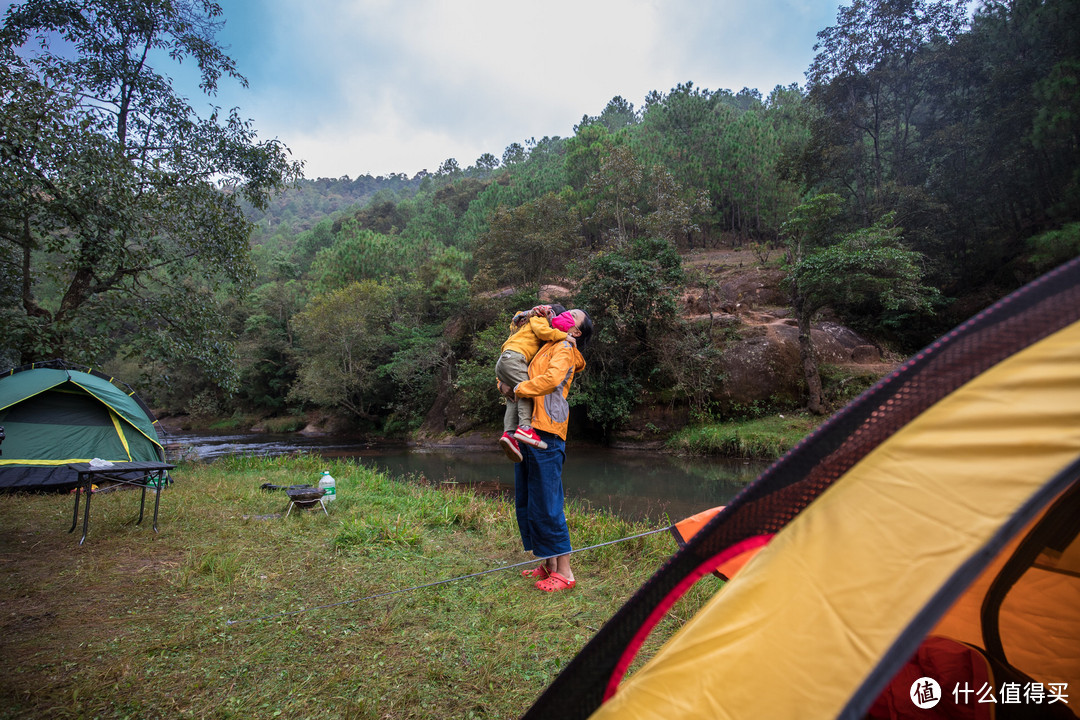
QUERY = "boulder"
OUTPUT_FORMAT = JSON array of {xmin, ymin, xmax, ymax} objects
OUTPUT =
[
  {"xmin": 712, "ymin": 319, "xmax": 880, "ymax": 409},
  {"xmin": 850, "ymin": 345, "xmax": 881, "ymax": 364},
  {"xmin": 716, "ymin": 326, "xmax": 804, "ymax": 408}
]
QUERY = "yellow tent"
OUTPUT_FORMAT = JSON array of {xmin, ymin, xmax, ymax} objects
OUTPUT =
[{"xmin": 525, "ymin": 257, "xmax": 1080, "ymax": 720}]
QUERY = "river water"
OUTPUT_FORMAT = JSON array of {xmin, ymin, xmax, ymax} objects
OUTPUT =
[{"xmin": 162, "ymin": 431, "xmax": 771, "ymax": 523}]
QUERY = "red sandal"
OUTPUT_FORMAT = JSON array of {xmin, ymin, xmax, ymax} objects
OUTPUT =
[
  {"xmin": 535, "ymin": 572, "xmax": 575, "ymax": 592},
  {"xmin": 522, "ymin": 564, "xmax": 551, "ymax": 579}
]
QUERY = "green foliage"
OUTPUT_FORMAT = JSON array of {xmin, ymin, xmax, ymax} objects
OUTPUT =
[
  {"xmin": 287, "ymin": 276, "xmax": 459, "ymax": 431},
  {"xmin": 586, "ymin": 145, "xmax": 646, "ymax": 243},
  {"xmin": 415, "ymin": 245, "xmax": 471, "ymax": 312},
  {"xmin": 668, "ymin": 413, "xmax": 820, "ymax": 458},
  {"xmin": 235, "ymin": 277, "xmax": 304, "ymax": 414},
  {"xmin": 243, "ymin": 173, "xmax": 421, "ymax": 245},
  {"xmin": 801, "ymin": 0, "xmax": 1080, "ymax": 293},
  {"xmin": 578, "ymin": 236, "xmax": 684, "ymax": 343},
  {"xmin": 349, "ymin": 198, "xmax": 409, "ymax": 235},
  {"xmin": 632, "ymin": 82, "xmax": 801, "ymax": 245},
  {"xmin": 574, "ymin": 236, "xmax": 685, "ymax": 428},
  {"xmin": 289, "ymin": 280, "xmax": 396, "ymax": 419},
  {"xmin": 378, "ymin": 322, "xmax": 452, "ymax": 429},
  {"xmin": 565, "ymin": 123, "xmax": 618, "ymax": 192},
  {"xmin": 577, "ymin": 95, "xmax": 641, "ymax": 132},
  {"xmin": 474, "ymin": 191, "xmax": 581, "ymax": 288},
  {"xmin": 819, "ymin": 363, "xmax": 886, "ymax": 409},
  {"xmin": 453, "ymin": 324, "xmax": 509, "ymax": 422},
  {"xmin": 788, "ymin": 210, "xmax": 942, "ymax": 331},
  {"xmin": 655, "ymin": 321, "xmax": 728, "ymax": 419},
  {"xmin": 503, "ymin": 136, "xmax": 569, "ymax": 201},
  {"xmin": 782, "ymin": 195, "xmax": 939, "ymax": 413},
  {"xmin": 0, "ymin": 0, "xmax": 301, "ymax": 384},
  {"xmin": 1027, "ymin": 223, "xmax": 1080, "ymax": 273},
  {"xmin": 309, "ymin": 221, "xmax": 414, "ymax": 290},
  {"xmin": 571, "ymin": 373, "xmax": 642, "ymax": 431}
]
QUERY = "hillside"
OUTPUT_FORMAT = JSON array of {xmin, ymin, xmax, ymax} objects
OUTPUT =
[{"xmin": 397, "ymin": 243, "xmax": 901, "ymax": 450}]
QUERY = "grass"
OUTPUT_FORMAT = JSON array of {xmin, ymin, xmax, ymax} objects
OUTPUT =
[
  {"xmin": 260, "ymin": 415, "xmax": 309, "ymax": 433},
  {"xmin": 667, "ymin": 412, "xmax": 821, "ymax": 459},
  {"xmin": 0, "ymin": 455, "xmax": 720, "ymax": 719}
]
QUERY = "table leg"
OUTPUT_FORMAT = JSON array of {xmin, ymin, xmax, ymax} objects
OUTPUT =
[
  {"xmin": 79, "ymin": 480, "xmax": 92, "ymax": 545},
  {"xmin": 137, "ymin": 480, "xmax": 147, "ymax": 525},
  {"xmin": 69, "ymin": 476, "xmax": 83, "ymax": 533},
  {"xmin": 151, "ymin": 472, "xmax": 162, "ymax": 533}
]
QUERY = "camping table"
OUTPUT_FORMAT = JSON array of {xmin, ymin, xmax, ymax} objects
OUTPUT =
[{"xmin": 66, "ymin": 461, "xmax": 176, "ymax": 545}]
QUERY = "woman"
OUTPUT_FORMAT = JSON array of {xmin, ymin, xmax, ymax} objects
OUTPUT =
[{"xmin": 502, "ymin": 308, "xmax": 592, "ymax": 592}]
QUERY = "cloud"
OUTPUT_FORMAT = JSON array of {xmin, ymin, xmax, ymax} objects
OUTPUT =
[
  {"xmin": 5, "ymin": 0, "xmax": 840, "ymax": 176},
  {"xmin": 206, "ymin": 0, "xmax": 842, "ymax": 177}
]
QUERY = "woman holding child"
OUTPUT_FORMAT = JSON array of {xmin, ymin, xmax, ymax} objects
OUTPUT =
[{"xmin": 498, "ymin": 305, "xmax": 592, "ymax": 593}]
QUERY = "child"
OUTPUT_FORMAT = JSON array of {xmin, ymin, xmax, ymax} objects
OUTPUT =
[{"xmin": 496, "ymin": 304, "xmax": 577, "ymax": 462}]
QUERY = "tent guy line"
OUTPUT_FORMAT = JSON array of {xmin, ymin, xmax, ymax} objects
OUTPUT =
[{"xmin": 225, "ymin": 526, "xmax": 673, "ymax": 627}]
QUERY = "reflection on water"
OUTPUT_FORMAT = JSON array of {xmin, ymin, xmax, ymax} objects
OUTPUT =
[{"xmin": 163, "ymin": 431, "xmax": 770, "ymax": 523}]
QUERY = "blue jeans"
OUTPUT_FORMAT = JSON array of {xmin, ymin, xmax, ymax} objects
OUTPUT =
[{"xmin": 514, "ymin": 430, "xmax": 571, "ymax": 558}]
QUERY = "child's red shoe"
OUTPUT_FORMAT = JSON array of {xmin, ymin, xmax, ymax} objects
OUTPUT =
[
  {"xmin": 499, "ymin": 432, "xmax": 523, "ymax": 462},
  {"xmin": 513, "ymin": 427, "xmax": 548, "ymax": 449}
]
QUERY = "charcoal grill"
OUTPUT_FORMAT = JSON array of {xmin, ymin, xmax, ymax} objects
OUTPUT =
[{"xmin": 284, "ymin": 485, "xmax": 328, "ymax": 517}]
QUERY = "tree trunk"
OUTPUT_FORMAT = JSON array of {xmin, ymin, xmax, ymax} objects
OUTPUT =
[{"xmin": 797, "ymin": 305, "xmax": 826, "ymax": 415}]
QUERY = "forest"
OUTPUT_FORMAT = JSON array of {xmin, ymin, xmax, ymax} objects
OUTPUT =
[{"xmin": 2, "ymin": 0, "xmax": 1079, "ymax": 443}]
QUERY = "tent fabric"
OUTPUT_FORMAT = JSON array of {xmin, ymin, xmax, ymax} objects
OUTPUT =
[
  {"xmin": 592, "ymin": 318, "xmax": 1080, "ymax": 719},
  {"xmin": 0, "ymin": 362, "xmax": 164, "ymax": 489},
  {"xmin": 522, "ymin": 256, "xmax": 1080, "ymax": 720},
  {"xmin": 866, "ymin": 635, "xmax": 1077, "ymax": 720},
  {"xmin": 931, "ymin": 483, "xmax": 1080, "ymax": 689}
]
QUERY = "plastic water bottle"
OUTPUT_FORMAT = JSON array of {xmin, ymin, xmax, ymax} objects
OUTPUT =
[{"xmin": 318, "ymin": 470, "xmax": 337, "ymax": 502}]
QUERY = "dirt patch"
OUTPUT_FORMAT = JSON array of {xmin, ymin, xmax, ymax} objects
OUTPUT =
[
  {"xmin": 681, "ymin": 246, "xmax": 763, "ymax": 269},
  {"xmin": 0, "ymin": 508, "xmax": 190, "ymax": 715}
]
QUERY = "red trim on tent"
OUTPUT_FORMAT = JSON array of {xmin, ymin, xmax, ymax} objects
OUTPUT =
[{"xmin": 603, "ymin": 534, "xmax": 774, "ymax": 702}]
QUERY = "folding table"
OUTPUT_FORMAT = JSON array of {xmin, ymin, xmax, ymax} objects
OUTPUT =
[{"xmin": 66, "ymin": 461, "xmax": 176, "ymax": 544}]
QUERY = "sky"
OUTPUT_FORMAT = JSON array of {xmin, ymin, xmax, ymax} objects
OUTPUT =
[{"xmin": 8, "ymin": 0, "xmax": 847, "ymax": 180}]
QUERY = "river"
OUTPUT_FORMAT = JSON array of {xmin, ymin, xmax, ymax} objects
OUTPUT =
[{"xmin": 162, "ymin": 431, "xmax": 772, "ymax": 523}]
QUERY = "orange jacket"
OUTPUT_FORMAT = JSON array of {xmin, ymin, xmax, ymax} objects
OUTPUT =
[
  {"xmin": 501, "ymin": 315, "xmax": 568, "ymax": 363},
  {"xmin": 514, "ymin": 339, "xmax": 586, "ymax": 440}
]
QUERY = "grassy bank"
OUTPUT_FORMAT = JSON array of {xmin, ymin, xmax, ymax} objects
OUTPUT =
[
  {"xmin": 667, "ymin": 412, "xmax": 821, "ymax": 459},
  {"xmin": 0, "ymin": 456, "xmax": 719, "ymax": 719}
]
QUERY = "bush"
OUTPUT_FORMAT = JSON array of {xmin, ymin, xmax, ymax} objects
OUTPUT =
[{"xmin": 454, "ymin": 324, "xmax": 507, "ymax": 422}]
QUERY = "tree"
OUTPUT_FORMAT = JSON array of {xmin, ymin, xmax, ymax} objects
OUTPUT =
[
  {"xmin": 309, "ymin": 226, "xmax": 393, "ymax": 290},
  {"xmin": 235, "ymin": 271, "xmax": 304, "ymax": 414},
  {"xmin": 473, "ymin": 191, "xmax": 581, "ymax": 289},
  {"xmin": 473, "ymin": 152, "xmax": 500, "ymax": 174},
  {"xmin": 573, "ymin": 138, "xmax": 705, "ymax": 248},
  {"xmin": 0, "ymin": 0, "xmax": 301, "ymax": 386},
  {"xmin": 782, "ymin": 194, "xmax": 940, "ymax": 414},
  {"xmin": 805, "ymin": 0, "xmax": 968, "ymax": 219},
  {"xmin": 586, "ymin": 145, "xmax": 644, "ymax": 244},
  {"xmin": 574, "ymin": 236, "xmax": 685, "ymax": 428},
  {"xmin": 437, "ymin": 158, "xmax": 462, "ymax": 177},
  {"xmin": 797, "ymin": 0, "xmax": 1080, "ymax": 296},
  {"xmin": 576, "ymin": 95, "xmax": 640, "ymax": 133},
  {"xmin": 502, "ymin": 142, "xmax": 526, "ymax": 166},
  {"xmin": 289, "ymin": 281, "xmax": 394, "ymax": 419}
]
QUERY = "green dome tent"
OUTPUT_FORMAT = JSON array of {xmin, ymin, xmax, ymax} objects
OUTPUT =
[{"xmin": 0, "ymin": 361, "xmax": 166, "ymax": 489}]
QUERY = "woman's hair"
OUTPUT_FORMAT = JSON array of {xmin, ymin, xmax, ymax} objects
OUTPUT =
[{"xmin": 575, "ymin": 309, "xmax": 593, "ymax": 352}]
